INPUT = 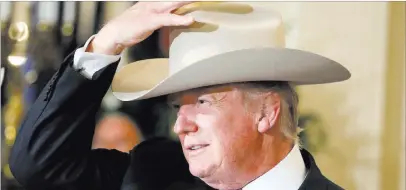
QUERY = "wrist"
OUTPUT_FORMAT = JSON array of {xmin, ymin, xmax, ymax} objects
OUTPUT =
[{"xmin": 86, "ymin": 34, "xmax": 125, "ymax": 55}]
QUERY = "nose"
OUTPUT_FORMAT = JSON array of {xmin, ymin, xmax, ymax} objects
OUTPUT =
[{"xmin": 173, "ymin": 106, "xmax": 198, "ymax": 135}]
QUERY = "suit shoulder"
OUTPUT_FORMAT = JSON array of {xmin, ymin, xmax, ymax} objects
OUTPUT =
[{"xmin": 321, "ymin": 175, "xmax": 345, "ymax": 190}]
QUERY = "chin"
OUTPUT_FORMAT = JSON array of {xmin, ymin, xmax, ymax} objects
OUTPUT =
[
  {"xmin": 189, "ymin": 165, "xmax": 245, "ymax": 190},
  {"xmin": 188, "ymin": 162, "xmax": 210, "ymax": 178},
  {"xmin": 199, "ymin": 178, "xmax": 242, "ymax": 190},
  {"xmin": 188, "ymin": 165, "xmax": 240, "ymax": 190},
  {"xmin": 189, "ymin": 159, "xmax": 222, "ymax": 181}
]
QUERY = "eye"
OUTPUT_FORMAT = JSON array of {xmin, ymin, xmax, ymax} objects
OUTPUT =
[{"xmin": 197, "ymin": 98, "xmax": 211, "ymax": 106}]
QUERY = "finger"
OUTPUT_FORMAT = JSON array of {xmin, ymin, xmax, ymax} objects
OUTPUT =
[
  {"xmin": 173, "ymin": 2, "xmax": 226, "ymax": 15},
  {"xmin": 158, "ymin": 14, "xmax": 195, "ymax": 27},
  {"xmin": 156, "ymin": 1, "xmax": 195, "ymax": 13},
  {"xmin": 148, "ymin": 14, "xmax": 191, "ymax": 30}
]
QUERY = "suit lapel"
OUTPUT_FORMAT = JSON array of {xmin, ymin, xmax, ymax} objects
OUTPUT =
[{"xmin": 298, "ymin": 149, "xmax": 329, "ymax": 190}]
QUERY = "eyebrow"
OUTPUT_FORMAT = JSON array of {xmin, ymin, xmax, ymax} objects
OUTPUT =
[{"xmin": 166, "ymin": 84, "xmax": 234, "ymax": 104}]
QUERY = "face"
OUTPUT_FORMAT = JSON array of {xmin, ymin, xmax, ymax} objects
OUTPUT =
[
  {"xmin": 92, "ymin": 114, "xmax": 141, "ymax": 152},
  {"xmin": 170, "ymin": 85, "xmax": 266, "ymax": 187}
]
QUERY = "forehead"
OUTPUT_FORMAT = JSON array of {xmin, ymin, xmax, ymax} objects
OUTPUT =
[
  {"xmin": 97, "ymin": 115, "xmax": 137, "ymax": 131},
  {"xmin": 168, "ymin": 84, "xmax": 239, "ymax": 101}
]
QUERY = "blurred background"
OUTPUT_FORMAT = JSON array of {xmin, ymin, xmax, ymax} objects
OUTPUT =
[{"xmin": 0, "ymin": 1, "xmax": 404, "ymax": 190}]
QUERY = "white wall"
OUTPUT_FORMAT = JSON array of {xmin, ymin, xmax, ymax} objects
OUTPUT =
[
  {"xmin": 253, "ymin": 2, "xmax": 394, "ymax": 190},
  {"xmin": 297, "ymin": 3, "xmax": 388, "ymax": 190}
]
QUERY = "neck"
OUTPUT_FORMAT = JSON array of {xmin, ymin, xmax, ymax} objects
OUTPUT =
[
  {"xmin": 204, "ymin": 135, "xmax": 294, "ymax": 190},
  {"xmin": 241, "ymin": 136, "xmax": 294, "ymax": 187}
]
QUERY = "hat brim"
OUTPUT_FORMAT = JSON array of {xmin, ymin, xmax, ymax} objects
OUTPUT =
[{"xmin": 112, "ymin": 47, "xmax": 350, "ymax": 101}]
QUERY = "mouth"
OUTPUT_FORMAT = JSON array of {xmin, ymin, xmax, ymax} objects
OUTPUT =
[{"xmin": 186, "ymin": 144, "xmax": 209, "ymax": 151}]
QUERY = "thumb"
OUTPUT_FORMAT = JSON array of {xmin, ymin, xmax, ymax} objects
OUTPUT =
[{"xmin": 159, "ymin": 14, "xmax": 194, "ymax": 27}]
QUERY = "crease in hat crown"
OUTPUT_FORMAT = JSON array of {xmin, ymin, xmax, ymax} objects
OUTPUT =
[
  {"xmin": 168, "ymin": 2, "xmax": 286, "ymax": 74},
  {"xmin": 111, "ymin": 2, "xmax": 351, "ymax": 102}
]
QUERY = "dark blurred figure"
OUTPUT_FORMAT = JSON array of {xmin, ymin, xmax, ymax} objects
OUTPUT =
[{"xmin": 93, "ymin": 112, "xmax": 142, "ymax": 153}]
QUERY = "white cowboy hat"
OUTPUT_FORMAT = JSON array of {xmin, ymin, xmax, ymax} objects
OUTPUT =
[{"xmin": 111, "ymin": 2, "xmax": 351, "ymax": 101}]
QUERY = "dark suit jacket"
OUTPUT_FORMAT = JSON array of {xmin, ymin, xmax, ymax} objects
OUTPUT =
[{"xmin": 9, "ymin": 51, "xmax": 344, "ymax": 190}]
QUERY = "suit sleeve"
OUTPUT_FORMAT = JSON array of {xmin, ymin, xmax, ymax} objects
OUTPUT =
[{"xmin": 9, "ymin": 50, "xmax": 130, "ymax": 190}]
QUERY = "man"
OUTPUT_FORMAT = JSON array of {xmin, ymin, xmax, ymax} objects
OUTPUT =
[
  {"xmin": 92, "ymin": 113, "xmax": 142, "ymax": 152},
  {"xmin": 9, "ymin": 2, "xmax": 350, "ymax": 190}
]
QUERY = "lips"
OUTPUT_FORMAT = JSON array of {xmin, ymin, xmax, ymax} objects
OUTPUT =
[{"xmin": 186, "ymin": 144, "xmax": 209, "ymax": 151}]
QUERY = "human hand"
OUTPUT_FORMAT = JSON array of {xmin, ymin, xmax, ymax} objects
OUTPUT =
[{"xmin": 88, "ymin": 2, "xmax": 195, "ymax": 55}]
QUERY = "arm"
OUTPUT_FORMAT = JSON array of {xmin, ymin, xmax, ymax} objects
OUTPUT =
[
  {"xmin": 10, "ymin": 2, "xmax": 194, "ymax": 190},
  {"xmin": 9, "ymin": 38, "xmax": 128, "ymax": 190}
]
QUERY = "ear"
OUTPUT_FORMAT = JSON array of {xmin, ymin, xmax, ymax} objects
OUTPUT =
[{"xmin": 257, "ymin": 93, "xmax": 281, "ymax": 133}]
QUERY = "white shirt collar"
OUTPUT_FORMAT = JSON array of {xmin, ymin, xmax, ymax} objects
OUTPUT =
[{"xmin": 243, "ymin": 144, "xmax": 307, "ymax": 190}]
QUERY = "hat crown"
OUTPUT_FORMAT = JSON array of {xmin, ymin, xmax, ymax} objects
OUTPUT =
[{"xmin": 168, "ymin": 2, "xmax": 286, "ymax": 74}]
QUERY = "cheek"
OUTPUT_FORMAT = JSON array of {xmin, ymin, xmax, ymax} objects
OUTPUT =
[
  {"xmin": 195, "ymin": 113, "xmax": 215, "ymax": 130},
  {"xmin": 195, "ymin": 109, "xmax": 249, "ymax": 147},
  {"xmin": 195, "ymin": 112, "xmax": 229, "ymax": 148},
  {"xmin": 218, "ymin": 110, "xmax": 256, "ymax": 151}
]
